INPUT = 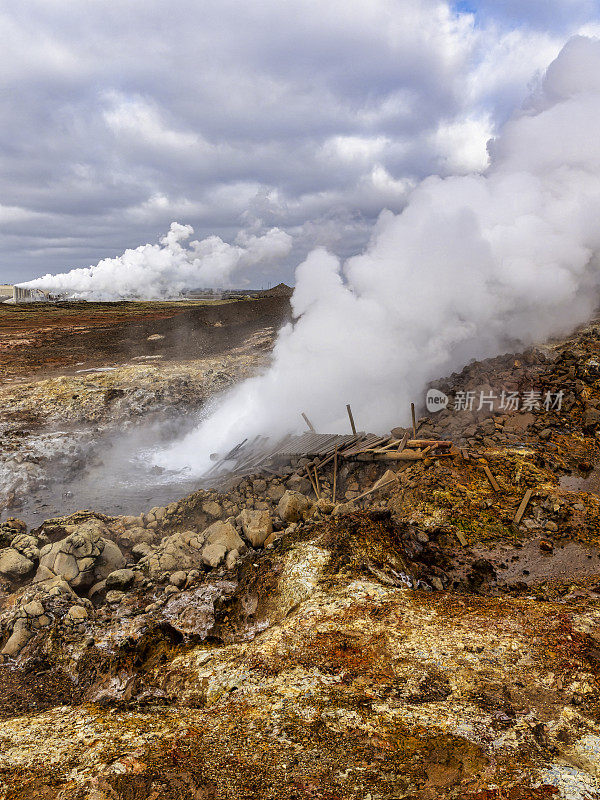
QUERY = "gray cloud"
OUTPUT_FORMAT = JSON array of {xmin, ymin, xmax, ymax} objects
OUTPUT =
[{"xmin": 1, "ymin": 0, "xmax": 598, "ymax": 283}]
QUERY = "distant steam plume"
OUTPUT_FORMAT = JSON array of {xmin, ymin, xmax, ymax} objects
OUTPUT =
[
  {"xmin": 19, "ymin": 224, "xmax": 292, "ymax": 300},
  {"xmin": 155, "ymin": 36, "xmax": 600, "ymax": 476}
]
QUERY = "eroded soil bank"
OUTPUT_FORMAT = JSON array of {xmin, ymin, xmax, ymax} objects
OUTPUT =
[{"xmin": 1, "ymin": 306, "xmax": 600, "ymax": 799}]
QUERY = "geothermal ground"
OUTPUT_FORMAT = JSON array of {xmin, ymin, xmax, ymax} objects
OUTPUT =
[
  {"xmin": 1, "ymin": 300, "xmax": 600, "ymax": 799},
  {"xmin": 0, "ymin": 297, "xmax": 290, "ymax": 523}
]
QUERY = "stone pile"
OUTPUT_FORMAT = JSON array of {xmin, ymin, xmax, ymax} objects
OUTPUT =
[{"xmin": 35, "ymin": 520, "xmax": 125, "ymax": 590}]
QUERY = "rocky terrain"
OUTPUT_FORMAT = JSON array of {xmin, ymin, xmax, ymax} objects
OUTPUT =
[
  {"xmin": 1, "ymin": 311, "xmax": 600, "ymax": 799},
  {"xmin": 0, "ymin": 297, "xmax": 290, "ymax": 518}
]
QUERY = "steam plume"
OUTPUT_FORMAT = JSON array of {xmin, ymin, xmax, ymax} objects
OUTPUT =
[
  {"xmin": 155, "ymin": 36, "xmax": 600, "ymax": 477},
  {"xmin": 19, "ymin": 224, "xmax": 292, "ymax": 300}
]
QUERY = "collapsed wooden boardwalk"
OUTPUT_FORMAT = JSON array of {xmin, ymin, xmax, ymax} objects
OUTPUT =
[{"xmin": 207, "ymin": 428, "xmax": 454, "ymax": 481}]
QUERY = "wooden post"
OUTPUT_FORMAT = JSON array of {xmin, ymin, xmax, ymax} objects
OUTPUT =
[
  {"xmin": 411, "ymin": 403, "xmax": 417, "ymax": 439},
  {"xmin": 301, "ymin": 412, "xmax": 316, "ymax": 433},
  {"xmin": 333, "ymin": 445, "xmax": 338, "ymax": 504},
  {"xmin": 346, "ymin": 404, "xmax": 357, "ymax": 435},
  {"xmin": 305, "ymin": 466, "xmax": 319, "ymax": 498},
  {"xmin": 313, "ymin": 465, "xmax": 321, "ymax": 499},
  {"xmin": 483, "ymin": 466, "xmax": 500, "ymax": 492},
  {"xmin": 513, "ymin": 488, "xmax": 533, "ymax": 525}
]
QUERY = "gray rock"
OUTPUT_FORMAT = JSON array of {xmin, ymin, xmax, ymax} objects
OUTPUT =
[
  {"xmin": 106, "ymin": 590, "xmax": 125, "ymax": 604},
  {"xmin": 131, "ymin": 542, "xmax": 153, "ymax": 560},
  {"xmin": 1, "ymin": 621, "xmax": 33, "ymax": 657},
  {"xmin": 10, "ymin": 534, "xmax": 40, "ymax": 562},
  {"xmin": 239, "ymin": 509, "xmax": 273, "ymax": 547},
  {"xmin": 35, "ymin": 522, "xmax": 124, "ymax": 591},
  {"xmin": 96, "ymin": 539, "xmax": 126, "ymax": 580},
  {"xmin": 202, "ymin": 500, "xmax": 223, "ymax": 519},
  {"xmin": 170, "ymin": 570, "xmax": 187, "ymax": 588},
  {"xmin": 201, "ymin": 542, "xmax": 227, "ymax": 568},
  {"xmin": 0, "ymin": 548, "xmax": 34, "ymax": 580},
  {"xmin": 286, "ymin": 474, "xmax": 313, "ymax": 495},
  {"xmin": 205, "ymin": 520, "xmax": 245, "ymax": 552},
  {"xmin": 66, "ymin": 605, "xmax": 88, "ymax": 622},
  {"xmin": 22, "ymin": 600, "xmax": 44, "ymax": 617},
  {"xmin": 88, "ymin": 580, "xmax": 107, "ymax": 600},
  {"xmin": 277, "ymin": 491, "xmax": 314, "ymax": 524},
  {"xmin": 105, "ymin": 568, "xmax": 135, "ymax": 590},
  {"xmin": 267, "ymin": 483, "xmax": 286, "ymax": 503},
  {"xmin": 332, "ymin": 502, "xmax": 353, "ymax": 516}
]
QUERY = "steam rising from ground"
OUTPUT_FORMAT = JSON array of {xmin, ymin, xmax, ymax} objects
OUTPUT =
[
  {"xmin": 155, "ymin": 36, "xmax": 600, "ymax": 477},
  {"xmin": 19, "ymin": 224, "xmax": 292, "ymax": 300}
]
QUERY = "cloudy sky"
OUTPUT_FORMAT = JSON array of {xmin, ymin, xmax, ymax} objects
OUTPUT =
[{"xmin": 1, "ymin": 0, "xmax": 599, "ymax": 285}]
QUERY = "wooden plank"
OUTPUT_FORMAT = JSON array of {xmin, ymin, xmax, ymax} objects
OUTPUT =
[
  {"xmin": 411, "ymin": 403, "xmax": 417, "ymax": 438},
  {"xmin": 398, "ymin": 432, "xmax": 409, "ymax": 453},
  {"xmin": 333, "ymin": 445, "xmax": 338, "ymax": 504},
  {"xmin": 340, "ymin": 434, "xmax": 379, "ymax": 457},
  {"xmin": 407, "ymin": 439, "xmax": 452, "ymax": 449},
  {"xmin": 355, "ymin": 451, "xmax": 423, "ymax": 462},
  {"xmin": 350, "ymin": 473, "xmax": 398, "ymax": 503},
  {"xmin": 513, "ymin": 488, "xmax": 533, "ymax": 525},
  {"xmin": 455, "ymin": 530, "xmax": 468, "ymax": 546},
  {"xmin": 305, "ymin": 466, "xmax": 319, "ymax": 498},
  {"xmin": 315, "ymin": 436, "xmax": 362, "ymax": 468},
  {"xmin": 346, "ymin": 404, "xmax": 357, "ymax": 435},
  {"xmin": 301, "ymin": 412, "xmax": 316, "ymax": 433},
  {"xmin": 483, "ymin": 465, "xmax": 500, "ymax": 492},
  {"xmin": 353, "ymin": 436, "xmax": 391, "ymax": 454},
  {"xmin": 313, "ymin": 465, "xmax": 321, "ymax": 498}
]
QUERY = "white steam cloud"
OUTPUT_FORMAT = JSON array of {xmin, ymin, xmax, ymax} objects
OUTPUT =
[
  {"xmin": 155, "ymin": 36, "xmax": 600, "ymax": 477},
  {"xmin": 19, "ymin": 224, "xmax": 292, "ymax": 300}
]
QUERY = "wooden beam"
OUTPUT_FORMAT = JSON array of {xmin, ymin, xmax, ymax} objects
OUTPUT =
[
  {"xmin": 411, "ymin": 403, "xmax": 417, "ymax": 439},
  {"xmin": 483, "ymin": 466, "xmax": 500, "ymax": 492},
  {"xmin": 332, "ymin": 445, "xmax": 338, "ymax": 504},
  {"xmin": 346, "ymin": 404, "xmax": 357, "ymax": 435},
  {"xmin": 301, "ymin": 412, "xmax": 316, "ymax": 433},
  {"xmin": 305, "ymin": 465, "xmax": 319, "ymax": 498},
  {"xmin": 355, "ymin": 451, "xmax": 423, "ymax": 462},
  {"xmin": 313, "ymin": 465, "xmax": 321, "ymax": 499},
  {"xmin": 350, "ymin": 473, "xmax": 398, "ymax": 503},
  {"xmin": 398, "ymin": 432, "xmax": 409, "ymax": 453},
  {"xmin": 513, "ymin": 488, "xmax": 533, "ymax": 525},
  {"xmin": 407, "ymin": 439, "xmax": 452, "ymax": 449}
]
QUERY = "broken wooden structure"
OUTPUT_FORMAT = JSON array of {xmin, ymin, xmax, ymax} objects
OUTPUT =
[{"xmin": 208, "ymin": 429, "xmax": 456, "ymax": 482}]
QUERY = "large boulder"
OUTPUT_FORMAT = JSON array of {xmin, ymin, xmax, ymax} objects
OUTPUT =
[
  {"xmin": 141, "ymin": 529, "xmax": 206, "ymax": 580},
  {"xmin": 0, "ymin": 548, "xmax": 34, "ymax": 580},
  {"xmin": 277, "ymin": 491, "xmax": 314, "ymax": 524},
  {"xmin": 201, "ymin": 542, "xmax": 227, "ymax": 569},
  {"xmin": 105, "ymin": 568, "xmax": 135, "ymax": 590},
  {"xmin": 285, "ymin": 474, "xmax": 313, "ymax": 495},
  {"xmin": 267, "ymin": 483, "xmax": 286, "ymax": 503},
  {"xmin": 10, "ymin": 534, "xmax": 40, "ymax": 562},
  {"xmin": 35, "ymin": 521, "xmax": 124, "ymax": 591},
  {"xmin": 239, "ymin": 509, "xmax": 273, "ymax": 547},
  {"xmin": 202, "ymin": 500, "xmax": 223, "ymax": 519},
  {"xmin": 0, "ymin": 519, "xmax": 27, "ymax": 549},
  {"xmin": 204, "ymin": 520, "xmax": 245, "ymax": 552}
]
